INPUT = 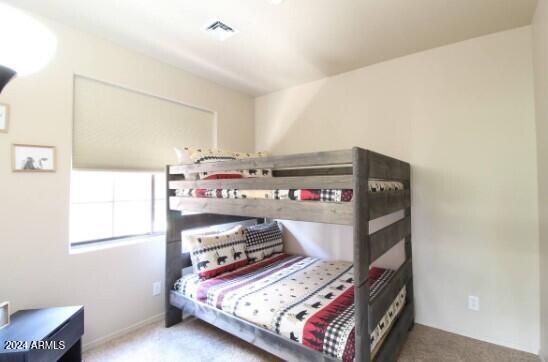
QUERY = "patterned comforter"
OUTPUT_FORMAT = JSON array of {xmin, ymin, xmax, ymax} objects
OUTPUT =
[
  {"xmin": 174, "ymin": 253, "xmax": 406, "ymax": 360},
  {"xmin": 174, "ymin": 180, "xmax": 403, "ymax": 204}
]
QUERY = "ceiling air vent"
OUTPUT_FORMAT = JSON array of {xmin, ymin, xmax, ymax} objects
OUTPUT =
[{"xmin": 204, "ymin": 20, "xmax": 238, "ymax": 41}]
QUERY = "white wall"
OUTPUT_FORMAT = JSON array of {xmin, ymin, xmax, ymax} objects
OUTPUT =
[
  {"xmin": 0, "ymin": 13, "xmax": 254, "ymax": 346},
  {"xmin": 255, "ymin": 27, "xmax": 540, "ymax": 353},
  {"xmin": 533, "ymin": 0, "xmax": 548, "ymax": 358}
]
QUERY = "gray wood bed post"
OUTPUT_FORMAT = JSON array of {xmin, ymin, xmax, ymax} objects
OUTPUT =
[
  {"xmin": 165, "ymin": 166, "xmax": 183, "ymax": 327},
  {"xmin": 353, "ymin": 147, "xmax": 371, "ymax": 362},
  {"xmin": 405, "ymin": 177, "xmax": 415, "ymax": 328}
]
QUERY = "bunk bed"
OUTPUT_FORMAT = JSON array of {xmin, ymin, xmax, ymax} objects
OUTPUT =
[{"xmin": 165, "ymin": 148, "xmax": 414, "ymax": 362}]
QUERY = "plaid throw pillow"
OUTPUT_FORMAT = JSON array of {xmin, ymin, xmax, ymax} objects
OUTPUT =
[
  {"xmin": 184, "ymin": 225, "xmax": 248, "ymax": 279},
  {"xmin": 244, "ymin": 222, "xmax": 284, "ymax": 263}
]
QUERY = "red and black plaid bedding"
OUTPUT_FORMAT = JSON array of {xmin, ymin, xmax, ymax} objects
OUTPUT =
[
  {"xmin": 174, "ymin": 180, "xmax": 404, "ymax": 203},
  {"xmin": 174, "ymin": 253, "xmax": 406, "ymax": 360},
  {"xmin": 175, "ymin": 188, "xmax": 354, "ymax": 202}
]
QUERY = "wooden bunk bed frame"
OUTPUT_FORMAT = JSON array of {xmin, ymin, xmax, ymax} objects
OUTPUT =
[{"xmin": 165, "ymin": 147, "xmax": 414, "ymax": 362}]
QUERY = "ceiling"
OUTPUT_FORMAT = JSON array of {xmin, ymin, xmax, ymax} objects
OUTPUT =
[{"xmin": 6, "ymin": 0, "xmax": 538, "ymax": 96}]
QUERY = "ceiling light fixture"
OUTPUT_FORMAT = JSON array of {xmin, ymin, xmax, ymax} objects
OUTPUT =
[
  {"xmin": 204, "ymin": 20, "xmax": 238, "ymax": 41},
  {"xmin": 0, "ymin": 3, "xmax": 57, "ymax": 93}
]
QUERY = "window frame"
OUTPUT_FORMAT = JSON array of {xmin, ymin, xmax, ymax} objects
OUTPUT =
[{"xmin": 69, "ymin": 171, "xmax": 166, "ymax": 247}]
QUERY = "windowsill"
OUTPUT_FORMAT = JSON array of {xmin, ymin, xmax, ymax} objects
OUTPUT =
[{"xmin": 69, "ymin": 233, "xmax": 165, "ymax": 254}]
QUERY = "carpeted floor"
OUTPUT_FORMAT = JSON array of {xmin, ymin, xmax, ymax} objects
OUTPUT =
[{"xmin": 84, "ymin": 318, "xmax": 539, "ymax": 362}]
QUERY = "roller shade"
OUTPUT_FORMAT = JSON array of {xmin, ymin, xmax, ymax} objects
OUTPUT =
[{"xmin": 73, "ymin": 76, "xmax": 214, "ymax": 171}]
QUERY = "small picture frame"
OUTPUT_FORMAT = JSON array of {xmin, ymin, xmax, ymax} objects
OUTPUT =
[
  {"xmin": 0, "ymin": 103, "xmax": 8, "ymax": 133},
  {"xmin": 12, "ymin": 144, "xmax": 56, "ymax": 172},
  {"xmin": 0, "ymin": 301, "xmax": 9, "ymax": 330}
]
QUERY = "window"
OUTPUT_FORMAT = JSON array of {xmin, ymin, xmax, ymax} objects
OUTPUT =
[
  {"xmin": 73, "ymin": 75, "xmax": 214, "ymax": 170},
  {"xmin": 70, "ymin": 170, "xmax": 166, "ymax": 246},
  {"xmin": 70, "ymin": 76, "xmax": 214, "ymax": 247}
]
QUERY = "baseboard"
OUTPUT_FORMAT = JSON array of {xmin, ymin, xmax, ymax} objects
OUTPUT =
[
  {"xmin": 83, "ymin": 312, "xmax": 165, "ymax": 352},
  {"xmin": 417, "ymin": 321, "xmax": 538, "ymax": 355}
]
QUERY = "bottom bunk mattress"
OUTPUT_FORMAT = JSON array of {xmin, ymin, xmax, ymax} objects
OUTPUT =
[{"xmin": 173, "ymin": 253, "xmax": 406, "ymax": 361}]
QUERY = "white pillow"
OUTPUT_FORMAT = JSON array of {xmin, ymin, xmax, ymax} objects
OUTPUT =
[
  {"xmin": 174, "ymin": 147, "xmax": 269, "ymax": 165},
  {"xmin": 183, "ymin": 225, "xmax": 248, "ymax": 279},
  {"xmin": 174, "ymin": 147, "xmax": 193, "ymax": 164}
]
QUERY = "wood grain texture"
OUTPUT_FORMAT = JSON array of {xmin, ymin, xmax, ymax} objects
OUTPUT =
[
  {"xmin": 369, "ymin": 190, "xmax": 411, "ymax": 220},
  {"xmin": 375, "ymin": 302, "xmax": 414, "ymax": 362},
  {"xmin": 368, "ymin": 151, "xmax": 410, "ymax": 181},
  {"xmin": 273, "ymin": 166, "xmax": 353, "ymax": 177},
  {"xmin": 169, "ymin": 175, "xmax": 353, "ymax": 190},
  {"xmin": 405, "ymin": 186, "xmax": 415, "ymax": 327},
  {"xmin": 165, "ymin": 165, "xmax": 183, "ymax": 328},
  {"xmin": 165, "ymin": 229, "xmax": 183, "ymax": 327},
  {"xmin": 169, "ymin": 197, "xmax": 353, "ymax": 225},
  {"xmin": 369, "ymin": 216, "xmax": 411, "ymax": 263},
  {"xmin": 353, "ymin": 147, "xmax": 371, "ymax": 362},
  {"xmin": 169, "ymin": 150, "xmax": 353, "ymax": 174},
  {"xmin": 369, "ymin": 258, "xmax": 412, "ymax": 333}
]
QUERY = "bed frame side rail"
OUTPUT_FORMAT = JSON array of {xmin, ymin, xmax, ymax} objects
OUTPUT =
[
  {"xmin": 170, "ymin": 149, "xmax": 353, "ymax": 175},
  {"xmin": 170, "ymin": 293, "xmax": 338, "ymax": 362}
]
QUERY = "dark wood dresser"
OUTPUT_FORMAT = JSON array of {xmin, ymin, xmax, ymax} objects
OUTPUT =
[{"xmin": 0, "ymin": 306, "xmax": 84, "ymax": 362}]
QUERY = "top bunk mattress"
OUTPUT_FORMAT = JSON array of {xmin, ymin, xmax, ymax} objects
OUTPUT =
[
  {"xmin": 173, "ymin": 253, "xmax": 406, "ymax": 360},
  {"xmin": 174, "ymin": 180, "xmax": 404, "ymax": 204}
]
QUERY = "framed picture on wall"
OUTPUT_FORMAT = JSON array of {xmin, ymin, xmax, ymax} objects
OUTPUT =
[
  {"xmin": 12, "ymin": 144, "xmax": 56, "ymax": 172},
  {"xmin": 0, "ymin": 103, "xmax": 8, "ymax": 133}
]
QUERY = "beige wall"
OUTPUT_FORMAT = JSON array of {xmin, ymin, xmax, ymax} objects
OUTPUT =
[
  {"xmin": 0, "ymin": 14, "xmax": 254, "ymax": 346},
  {"xmin": 256, "ymin": 27, "xmax": 540, "ymax": 353},
  {"xmin": 0, "ymin": 6, "xmax": 542, "ymax": 355},
  {"xmin": 533, "ymin": 0, "xmax": 548, "ymax": 358}
]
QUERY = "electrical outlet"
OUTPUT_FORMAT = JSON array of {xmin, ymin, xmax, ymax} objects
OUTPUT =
[
  {"xmin": 468, "ymin": 296, "xmax": 480, "ymax": 311},
  {"xmin": 152, "ymin": 282, "xmax": 161, "ymax": 296}
]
